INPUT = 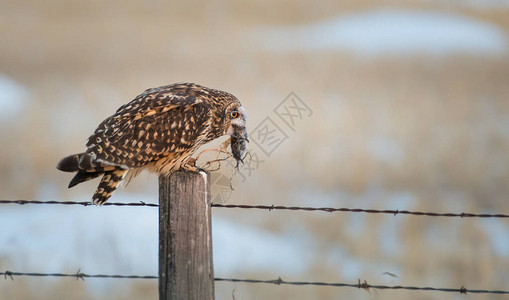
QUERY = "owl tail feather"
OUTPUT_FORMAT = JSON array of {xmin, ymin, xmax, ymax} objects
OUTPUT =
[
  {"xmin": 68, "ymin": 171, "xmax": 104, "ymax": 188},
  {"xmin": 57, "ymin": 153, "xmax": 83, "ymax": 172},
  {"xmin": 58, "ymin": 153, "xmax": 118, "ymax": 173},
  {"xmin": 92, "ymin": 170, "xmax": 127, "ymax": 205}
]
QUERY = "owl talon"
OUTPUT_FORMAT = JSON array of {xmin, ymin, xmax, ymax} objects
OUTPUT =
[
  {"xmin": 181, "ymin": 163, "xmax": 200, "ymax": 173},
  {"xmin": 188, "ymin": 157, "xmax": 197, "ymax": 166}
]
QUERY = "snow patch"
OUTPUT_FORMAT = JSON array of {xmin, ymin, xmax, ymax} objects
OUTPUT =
[
  {"xmin": 213, "ymin": 218, "xmax": 314, "ymax": 274},
  {"xmin": 0, "ymin": 74, "xmax": 30, "ymax": 120},
  {"xmin": 261, "ymin": 9, "xmax": 508, "ymax": 56}
]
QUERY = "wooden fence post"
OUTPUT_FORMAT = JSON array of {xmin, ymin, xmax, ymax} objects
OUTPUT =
[{"xmin": 159, "ymin": 171, "xmax": 214, "ymax": 300}]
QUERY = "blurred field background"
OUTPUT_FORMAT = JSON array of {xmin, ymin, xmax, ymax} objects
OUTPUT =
[{"xmin": 1, "ymin": 0, "xmax": 508, "ymax": 299}]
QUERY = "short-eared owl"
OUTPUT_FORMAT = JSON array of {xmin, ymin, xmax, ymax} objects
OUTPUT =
[{"xmin": 57, "ymin": 83, "xmax": 248, "ymax": 204}]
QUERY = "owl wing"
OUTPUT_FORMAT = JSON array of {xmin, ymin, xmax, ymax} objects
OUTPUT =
[{"xmin": 85, "ymin": 91, "xmax": 213, "ymax": 169}]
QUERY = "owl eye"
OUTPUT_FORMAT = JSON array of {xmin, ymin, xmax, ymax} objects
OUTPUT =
[{"xmin": 230, "ymin": 111, "xmax": 239, "ymax": 118}]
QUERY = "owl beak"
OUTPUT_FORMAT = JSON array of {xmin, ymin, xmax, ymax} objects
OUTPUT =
[{"xmin": 229, "ymin": 124, "xmax": 249, "ymax": 142}]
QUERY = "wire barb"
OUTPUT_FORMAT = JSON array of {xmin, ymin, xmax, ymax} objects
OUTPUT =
[
  {"xmin": 4, "ymin": 270, "xmax": 13, "ymax": 280},
  {"xmin": 75, "ymin": 269, "xmax": 85, "ymax": 281},
  {"xmin": 358, "ymin": 279, "xmax": 371, "ymax": 292},
  {"xmin": 460, "ymin": 286, "xmax": 468, "ymax": 294}
]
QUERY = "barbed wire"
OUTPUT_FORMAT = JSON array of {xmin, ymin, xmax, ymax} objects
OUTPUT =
[
  {"xmin": 211, "ymin": 204, "xmax": 509, "ymax": 218},
  {"xmin": 0, "ymin": 200, "xmax": 158, "ymax": 207},
  {"xmin": 1, "ymin": 271, "xmax": 508, "ymax": 295},
  {"xmin": 1, "ymin": 200, "xmax": 508, "ymax": 219},
  {"xmin": 0, "ymin": 270, "xmax": 156, "ymax": 280},
  {"xmin": 215, "ymin": 277, "xmax": 509, "ymax": 295}
]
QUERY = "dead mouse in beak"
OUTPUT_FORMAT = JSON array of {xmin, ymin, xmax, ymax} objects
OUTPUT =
[{"xmin": 231, "ymin": 135, "xmax": 248, "ymax": 168}]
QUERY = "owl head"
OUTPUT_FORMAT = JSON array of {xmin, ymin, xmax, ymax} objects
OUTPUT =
[{"xmin": 224, "ymin": 102, "xmax": 248, "ymax": 140}]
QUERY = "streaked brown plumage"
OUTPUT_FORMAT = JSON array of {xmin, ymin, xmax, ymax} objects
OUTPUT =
[{"xmin": 57, "ymin": 83, "xmax": 248, "ymax": 205}]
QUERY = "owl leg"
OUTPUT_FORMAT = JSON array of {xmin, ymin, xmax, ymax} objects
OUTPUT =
[
  {"xmin": 181, "ymin": 159, "xmax": 202, "ymax": 172},
  {"xmin": 187, "ymin": 157, "xmax": 197, "ymax": 166},
  {"xmin": 181, "ymin": 163, "xmax": 200, "ymax": 172}
]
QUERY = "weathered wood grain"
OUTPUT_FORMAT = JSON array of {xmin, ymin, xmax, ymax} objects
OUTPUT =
[{"xmin": 159, "ymin": 171, "xmax": 214, "ymax": 300}]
